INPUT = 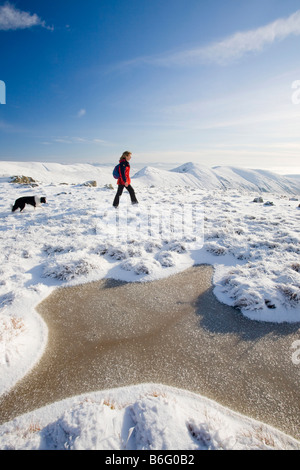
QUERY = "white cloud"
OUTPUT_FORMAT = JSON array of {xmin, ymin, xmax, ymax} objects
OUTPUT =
[
  {"xmin": 115, "ymin": 9, "xmax": 300, "ymax": 68},
  {"xmin": 53, "ymin": 136, "xmax": 107, "ymax": 145},
  {"xmin": 197, "ymin": 9, "xmax": 300, "ymax": 65},
  {"xmin": 0, "ymin": 2, "xmax": 51, "ymax": 31},
  {"xmin": 77, "ymin": 109, "xmax": 86, "ymax": 118}
]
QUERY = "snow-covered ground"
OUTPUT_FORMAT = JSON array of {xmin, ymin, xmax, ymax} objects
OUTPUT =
[
  {"xmin": 0, "ymin": 161, "xmax": 299, "ymax": 450},
  {"xmin": 1, "ymin": 383, "xmax": 299, "ymax": 450}
]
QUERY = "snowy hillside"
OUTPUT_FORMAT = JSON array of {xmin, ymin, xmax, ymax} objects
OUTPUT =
[
  {"xmin": 213, "ymin": 166, "xmax": 300, "ymax": 194},
  {"xmin": 171, "ymin": 162, "xmax": 225, "ymax": 190},
  {"xmin": 131, "ymin": 162, "xmax": 300, "ymax": 194},
  {"xmin": 0, "ymin": 161, "xmax": 113, "ymax": 185},
  {"xmin": 171, "ymin": 162, "xmax": 300, "ymax": 194},
  {"xmin": 133, "ymin": 164, "xmax": 224, "ymax": 190},
  {"xmin": 0, "ymin": 160, "xmax": 300, "ymax": 450},
  {"xmin": 0, "ymin": 160, "xmax": 299, "ymax": 194}
]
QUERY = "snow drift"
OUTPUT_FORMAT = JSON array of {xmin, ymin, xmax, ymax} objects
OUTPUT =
[{"xmin": 1, "ymin": 384, "xmax": 299, "ymax": 450}]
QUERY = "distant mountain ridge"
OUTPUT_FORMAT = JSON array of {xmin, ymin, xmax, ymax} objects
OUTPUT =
[
  {"xmin": 0, "ymin": 161, "xmax": 299, "ymax": 195},
  {"xmin": 133, "ymin": 162, "xmax": 300, "ymax": 195}
]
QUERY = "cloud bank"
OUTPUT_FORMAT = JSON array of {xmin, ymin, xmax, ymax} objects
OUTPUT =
[{"xmin": 0, "ymin": 2, "xmax": 51, "ymax": 31}]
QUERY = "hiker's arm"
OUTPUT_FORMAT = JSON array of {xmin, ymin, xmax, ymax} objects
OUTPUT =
[{"xmin": 120, "ymin": 162, "xmax": 127, "ymax": 183}]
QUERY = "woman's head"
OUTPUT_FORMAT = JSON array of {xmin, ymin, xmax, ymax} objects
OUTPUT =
[{"xmin": 120, "ymin": 151, "xmax": 132, "ymax": 162}]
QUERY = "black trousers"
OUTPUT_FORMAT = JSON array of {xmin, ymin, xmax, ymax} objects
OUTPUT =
[{"xmin": 113, "ymin": 184, "xmax": 138, "ymax": 207}]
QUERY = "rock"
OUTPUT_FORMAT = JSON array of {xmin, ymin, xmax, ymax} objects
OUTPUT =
[
  {"xmin": 104, "ymin": 183, "xmax": 114, "ymax": 190},
  {"xmin": 253, "ymin": 197, "xmax": 263, "ymax": 203},
  {"xmin": 10, "ymin": 175, "xmax": 38, "ymax": 186},
  {"xmin": 82, "ymin": 180, "xmax": 97, "ymax": 187},
  {"xmin": 265, "ymin": 299, "xmax": 276, "ymax": 309},
  {"xmin": 264, "ymin": 201, "xmax": 274, "ymax": 206}
]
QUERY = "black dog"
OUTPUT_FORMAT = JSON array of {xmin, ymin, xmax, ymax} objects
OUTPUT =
[{"xmin": 12, "ymin": 196, "xmax": 47, "ymax": 212}]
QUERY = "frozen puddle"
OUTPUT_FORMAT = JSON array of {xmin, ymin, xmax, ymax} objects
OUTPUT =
[{"xmin": 1, "ymin": 265, "xmax": 300, "ymax": 440}]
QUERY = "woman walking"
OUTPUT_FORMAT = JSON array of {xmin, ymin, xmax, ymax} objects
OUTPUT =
[{"xmin": 113, "ymin": 151, "xmax": 138, "ymax": 208}]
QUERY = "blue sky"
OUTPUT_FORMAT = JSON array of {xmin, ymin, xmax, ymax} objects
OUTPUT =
[{"xmin": 1, "ymin": 0, "xmax": 300, "ymax": 173}]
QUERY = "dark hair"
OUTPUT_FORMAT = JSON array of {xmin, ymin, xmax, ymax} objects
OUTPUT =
[{"xmin": 119, "ymin": 151, "xmax": 132, "ymax": 162}]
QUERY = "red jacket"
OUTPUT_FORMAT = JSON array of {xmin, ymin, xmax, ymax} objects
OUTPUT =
[{"xmin": 117, "ymin": 158, "xmax": 131, "ymax": 185}]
